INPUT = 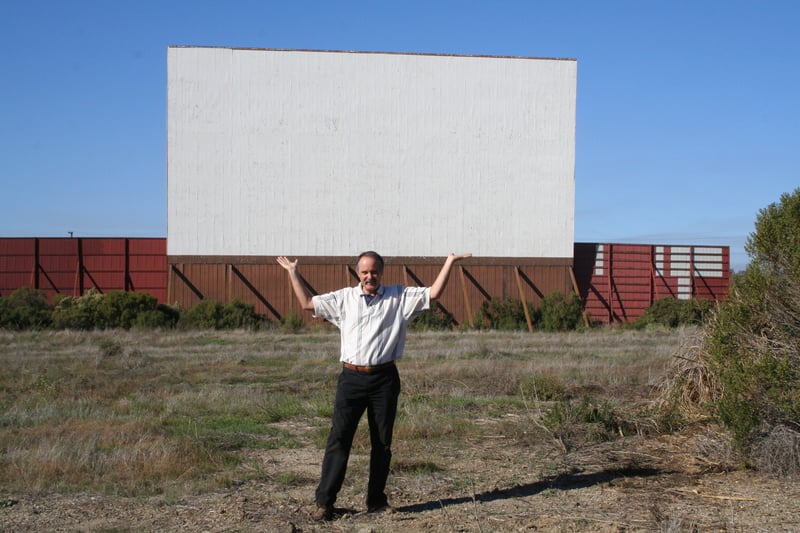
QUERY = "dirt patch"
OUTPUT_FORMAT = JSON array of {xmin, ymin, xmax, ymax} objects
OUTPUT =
[{"xmin": 3, "ymin": 426, "xmax": 799, "ymax": 532}]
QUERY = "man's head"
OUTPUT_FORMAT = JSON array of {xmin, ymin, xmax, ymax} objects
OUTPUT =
[{"xmin": 357, "ymin": 251, "xmax": 384, "ymax": 295}]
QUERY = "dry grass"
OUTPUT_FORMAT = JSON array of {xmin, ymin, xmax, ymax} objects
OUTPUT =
[
  {"xmin": 0, "ymin": 327, "xmax": 688, "ymax": 498},
  {"xmin": 5, "ymin": 326, "xmax": 800, "ymax": 532},
  {"xmin": 656, "ymin": 327, "xmax": 722, "ymax": 423}
]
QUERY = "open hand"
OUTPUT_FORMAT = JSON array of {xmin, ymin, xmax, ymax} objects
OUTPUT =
[{"xmin": 276, "ymin": 256, "xmax": 298, "ymax": 272}]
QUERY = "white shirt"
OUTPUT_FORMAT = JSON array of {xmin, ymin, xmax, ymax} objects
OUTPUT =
[{"xmin": 312, "ymin": 284, "xmax": 430, "ymax": 366}]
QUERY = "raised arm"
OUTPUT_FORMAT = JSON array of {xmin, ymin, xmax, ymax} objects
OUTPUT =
[
  {"xmin": 429, "ymin": 253, "xmax": 472, "ymax": 300},
  {"xmin": 276, "ymin": 256, "xmax": 315, "ymax": 310}
]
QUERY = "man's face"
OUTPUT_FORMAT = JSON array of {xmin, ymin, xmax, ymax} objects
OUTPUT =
[{"xmin": 358, "ymin": 256, "xmax": 383, "ymax": 295}]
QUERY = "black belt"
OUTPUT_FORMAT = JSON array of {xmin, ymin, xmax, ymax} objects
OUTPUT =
[{"xmin": 342, "ymin": 361, "xmax": 395, "ymax": 373}]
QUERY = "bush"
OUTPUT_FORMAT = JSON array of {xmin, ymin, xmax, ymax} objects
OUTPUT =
[
  {"xmin": 0, "ymin": 287, "xmax": 52, "ymax": 329},
  {"xmin": 134, "ymin": 304, "xmax": 180, "ymax": 329},
  {"xmin": 664, "ymin": 188, "xmax": 800, "ymax": 470},
  {"xmin": 178, "ymin": 299, "xmax": 267, "ymax": 330},
  {"xmin": 52, "ymin": 290, "xmax": 104, "ymax": 330},
  {"xmin": 706, "ymin": 266, "xmax": 800, "ymax": 452},
  {"xmin": 96, "ymin": 291, "xmax": 159, "ymax": 329},
  {"xmin": 410, "ymin": 301, "xmax": 455, "ymax": 331},
  {"xmin": 51, "ymin": 290, "xmax": 170, "ymax": 330},
  {"xmin": 540, "ymin": 291, "xmax": 584, "ymax": 332},
  {"xmin": 746, "ymin": 187, "xmax": 800, "ymax": 280},
  {"xmin": 3, "ymin": 288, "xmax": 265, "ymax": 331},
  {"xmin": 473, "ymin": 297, "xmax": 536, "ymax": 330},
  {"xmin": 219, "ymin": 299, "xmax": 266, "ymax": 330},
  {"xmin": 178, "ymin": 299, "xmax": 223, "ymax": 329},
  {"xmin": 635, "ymin": 297, "xmax": 713, "ymax": 329}
]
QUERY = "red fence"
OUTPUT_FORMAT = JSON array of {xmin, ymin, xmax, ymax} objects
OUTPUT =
[
  {"xmin": 573, "ymin": 243, "xmax": 730, "ymax": 323},
  {"xmin": 0, "ymin": 238, "xmax": 167, "ymax": 303},
  {"xmin": 0, "ymin": 238, "xmax": 730, "ymax": 324}
]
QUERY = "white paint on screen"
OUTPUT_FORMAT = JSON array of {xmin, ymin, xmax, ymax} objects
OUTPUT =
[
  {"xmin": 695, "ymin": 247, "xmax": 722, "ymax": 255},
  {"xmin": 693, "ymin": 246, "xmax": 724, "ymax": 278},
  {"xmin": 594, "ymin": 244, "xmax": 604, "ymax": 275},
  {"xmin": 655, "ymin": 246, "xmax": 665, "ymax": 276},
  {"xmin": 167, "ymin": 47, "xmax": 577, "ymax": 257}
]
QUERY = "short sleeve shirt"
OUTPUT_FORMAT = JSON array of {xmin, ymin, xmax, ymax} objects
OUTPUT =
[{"xmin": 312, "ymin": 284, "xmax": 430, "ymax": 366}]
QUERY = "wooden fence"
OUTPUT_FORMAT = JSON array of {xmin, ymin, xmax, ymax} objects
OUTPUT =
[{"xmin": 0, "ymin": 239, "xmax": 730, "ymax": 325}]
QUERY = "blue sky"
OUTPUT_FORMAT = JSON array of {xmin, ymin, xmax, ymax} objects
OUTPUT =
[{"xmin": 2, "ymin": 1, "xmax": 798, "ymax": 271}]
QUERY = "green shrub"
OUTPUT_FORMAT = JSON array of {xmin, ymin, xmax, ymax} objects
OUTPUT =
[
  {"xmin": 50, "ymin": 290, "xmax": 170, "ymax": 330},
  {"xmin": 52, "ymin": 290, "xmax": 104, "ymax": 330},
  {"xmin": 540, "ymin": 291, "xmax": 584, "ymax": 332},
  {"xmin": 706, "ymin": 266, "xmax": 800, "ymax": 452},
  {"xmin": 746, "ymin": 187, "xmax": 800, "ymax": 281},
  {"xmin": 410, "ymin": 301, "xmax": 455, "ymax": 331},
  {"xmin": 96, "ymin": 291, "xmax": 159, "ymax": 329},
  {"xmin": 473, "ymin": 297, "xmax": 535, "ymax": 330},
  {"xmin": 134, "ymin": 304, "xmax": 180, "ymax": 329},
  {"xmin": 219, "ymin": 299, "xmax": 266, "ymax": 330},
  {"xmin": 635, "ymin": 297, "xmax": 713, "ymax": 329},
  {"xmin": 0, "ymin": 287, "xmax": 52, "ymax": 329},
  {"xmin": 695, "ymin": 188, "xmax": 800, "ymax": 460},
  {"xmin": 176, "ymin": 299, "xmax": 266, "ymax": 330},
  {"xmin": 178, "ymin": 299, "xmax": 224, "ymax": 330}
]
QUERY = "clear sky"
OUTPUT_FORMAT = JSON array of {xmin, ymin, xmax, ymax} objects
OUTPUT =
[{"xmin": 2, "ymin": 1, "xmax": 798, "ymax": 271}]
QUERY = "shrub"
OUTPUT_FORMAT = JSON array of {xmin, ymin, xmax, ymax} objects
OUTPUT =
[
  {"xmin": 410, "ymin": 301, "xmax": 455, "ymax": 331},
  {"xmin": 539, "ymin": 291, "xmax": 584, "ymax": 332},
  {"xmin": 219, "ymin": 299, "xmax": 266, "ymax": 330},
  {"xmin": 705, "ymin": 267, "xmax": 800, "ymax": 453},
  {"xmin": 663, "ymin": 188, "xmax": 800, "ymax": 470},
  {"xmin": 96, "ymin": 291, "xmax": 159, "ymax": 329},
  {"xmin": 50, "ymin": 290, "xmax": 170, "ymax": 330},
  {"xmin": 134, "ymin": 304, "xmax": 180, "ymax": 329},
  {"xmin": 746, "ymin": 187, "xmax": 800, "ymax": 280},
  {"xmin": 635, "ymin": 298, "xmax": 714, "ymax": 329},
  {"xmin": 177, "ymin": 299, "xmax": 224, "ymax": 330},
  {"xmin": 177, "ymin": 299, "xmax": 266, "ymax": 330},
  {"xmin": 52, "ymin": 290, "xmax": 104, "ymax": 330},
  {"xmin": 0, "ymin": 287, "xmax": 52, "ymax": 329},
  {"xmin": 473, "ymin": 297, "xmax": 536, "ymax": 330}
]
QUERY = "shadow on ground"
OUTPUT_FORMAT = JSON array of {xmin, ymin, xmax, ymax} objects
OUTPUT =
[{"xmin": 397, "ymin": 466, "xmax": 665, "ymax": 514}]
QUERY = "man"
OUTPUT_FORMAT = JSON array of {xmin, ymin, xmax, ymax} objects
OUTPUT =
[{"xmin": 276, "ymin": 251, "xmax": 471, "ymax": 521}]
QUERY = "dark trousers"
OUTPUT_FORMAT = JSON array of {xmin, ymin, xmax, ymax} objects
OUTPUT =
[{"xmin": 315, "ymin": 364, "xmax": 401, "ymax": 508}]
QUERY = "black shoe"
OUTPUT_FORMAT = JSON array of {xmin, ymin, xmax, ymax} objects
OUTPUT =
[
  {"xmin": 312, "ymin": 504, "xmax": 334, "ymax": 521},
  {"xmin": 367, "ymin": 503, "xmax": 395, "ymax": 515}
]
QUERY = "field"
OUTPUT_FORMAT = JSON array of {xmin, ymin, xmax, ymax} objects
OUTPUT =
[{"xmin": 1, "ymin": 328, "xmax": 798, "ymax": 532}]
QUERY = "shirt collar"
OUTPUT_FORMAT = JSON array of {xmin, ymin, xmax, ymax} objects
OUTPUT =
[{"xmin": 360, "ymin": 284, "xmax": 385, "ymax": 299}]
